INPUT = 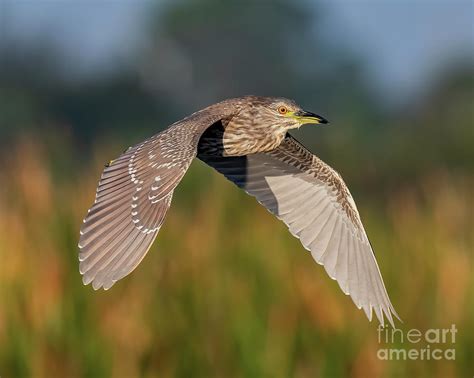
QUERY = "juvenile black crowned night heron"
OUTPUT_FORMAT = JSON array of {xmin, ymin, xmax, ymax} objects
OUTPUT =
[{"xmin": 79, "ymin": 96, "xmax": 399, "ymax": 326}]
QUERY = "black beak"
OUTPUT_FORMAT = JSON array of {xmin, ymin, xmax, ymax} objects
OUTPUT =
[{"xmin": 295, "ymin": 110, "xmax": 329, "ymax": 124}]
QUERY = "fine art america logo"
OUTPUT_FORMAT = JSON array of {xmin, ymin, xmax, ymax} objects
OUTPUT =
[{"xmin": 377, "ymin": 324, "xmax": 457, "ymax": 360}]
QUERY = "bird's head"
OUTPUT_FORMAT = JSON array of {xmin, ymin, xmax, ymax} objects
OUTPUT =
[{"xmin": 238, "ymin": 96, "xmax": 328, "ymax": 131}]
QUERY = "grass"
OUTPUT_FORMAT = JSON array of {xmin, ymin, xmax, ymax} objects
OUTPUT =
[{"xmin": 0, "ymin": 136, "xmax": 472, "ymax": 377}]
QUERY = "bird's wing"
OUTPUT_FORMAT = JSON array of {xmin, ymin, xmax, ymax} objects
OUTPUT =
[
  {"xmin": 198, "ymin": 133, "xmax": 399, "ymax": 326},
  {"xmin": 79, "ymin": 110, "xmax": 228, "ymax": 290}
]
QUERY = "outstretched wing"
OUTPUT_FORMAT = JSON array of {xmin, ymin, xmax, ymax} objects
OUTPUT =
[
  {"xmin": 79, "ymin": 109, "xmax": 230, "ymax": 290},
  {"xmin": 198, "ymin": 133, "xmax": 399, "ymax": 326}
]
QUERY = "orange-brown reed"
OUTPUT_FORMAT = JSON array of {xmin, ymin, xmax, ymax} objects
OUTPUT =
[{"xmin": 0, "ymin": 136, "xmax": 471, "ymax": 377}]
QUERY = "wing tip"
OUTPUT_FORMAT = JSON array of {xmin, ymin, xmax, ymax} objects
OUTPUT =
[
  {"xmin": 82, "ymin": 272, "xmax": 93, "ymax": 286},
  {"xmin": 360, "ymin": 303, "xmax": 400, "ymax": 328},
  {"xmin": 81, "ymin": 274, "xmax": 115, "ymax": 291}
]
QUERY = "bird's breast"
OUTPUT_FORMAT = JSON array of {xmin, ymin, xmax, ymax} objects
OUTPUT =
[{"xmin": 198, "ymin": 120, "xmax": 285, "ymax": 157}]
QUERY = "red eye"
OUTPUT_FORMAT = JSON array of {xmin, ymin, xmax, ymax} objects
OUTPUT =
[{"xmin": 278, "ymin": 106, "xmax": 288, "ymax": 114}]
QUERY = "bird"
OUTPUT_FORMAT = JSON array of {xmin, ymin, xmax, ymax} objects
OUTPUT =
[{"xmin": 78, "ymin": 95, "xmax": 399, "ymax": 327}]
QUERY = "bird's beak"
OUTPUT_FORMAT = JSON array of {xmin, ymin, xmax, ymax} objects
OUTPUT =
[{"xmin": 293, "ymin": 110, "xmax": 329, "ymax": 125}]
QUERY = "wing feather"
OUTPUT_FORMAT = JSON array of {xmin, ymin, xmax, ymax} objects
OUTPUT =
[
  {"xmin": 79, "ymin": 107, "xmax": 232, "ymax": 289},
  {"xmin": 199, "ymin": 133, "xmax": 399, "ymax": 326}
]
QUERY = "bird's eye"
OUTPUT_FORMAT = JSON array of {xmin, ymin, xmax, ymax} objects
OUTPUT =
[{"xmin": 278, "ymin": 106, "xmax": 288, "ymax": 115}]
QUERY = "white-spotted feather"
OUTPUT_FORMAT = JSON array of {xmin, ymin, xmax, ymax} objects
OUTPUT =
[{"xmin": 79, "ymin": 104, "xmax": 233, "ymax": 290}]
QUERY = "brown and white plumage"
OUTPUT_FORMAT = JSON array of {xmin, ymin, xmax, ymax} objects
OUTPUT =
[{"xmin": 79, "ymin": 96, "xmax": 399, "ymax": 326}]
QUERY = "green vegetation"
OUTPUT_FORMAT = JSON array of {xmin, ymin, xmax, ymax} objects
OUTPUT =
[
  {"xmin": 0, "ymin": 1, "xmax": 472, "ymax": 376},
  {"xmin": 0, "ymin": 134, "xmax": 472, "ymax": 377}
]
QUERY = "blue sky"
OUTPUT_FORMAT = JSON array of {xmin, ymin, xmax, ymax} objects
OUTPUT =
[
  {"xmin": 1, "ymin": 0, "xmax": 472, "ymax": 103},
  {"xmin": 324, "ymin": 1, "xmax": 473, "ymax": 99}
]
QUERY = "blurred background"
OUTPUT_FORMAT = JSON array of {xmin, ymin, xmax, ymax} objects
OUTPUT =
[{"xmin": 0, "ymin": 0, "xmax": 472, "ymax": 377}]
